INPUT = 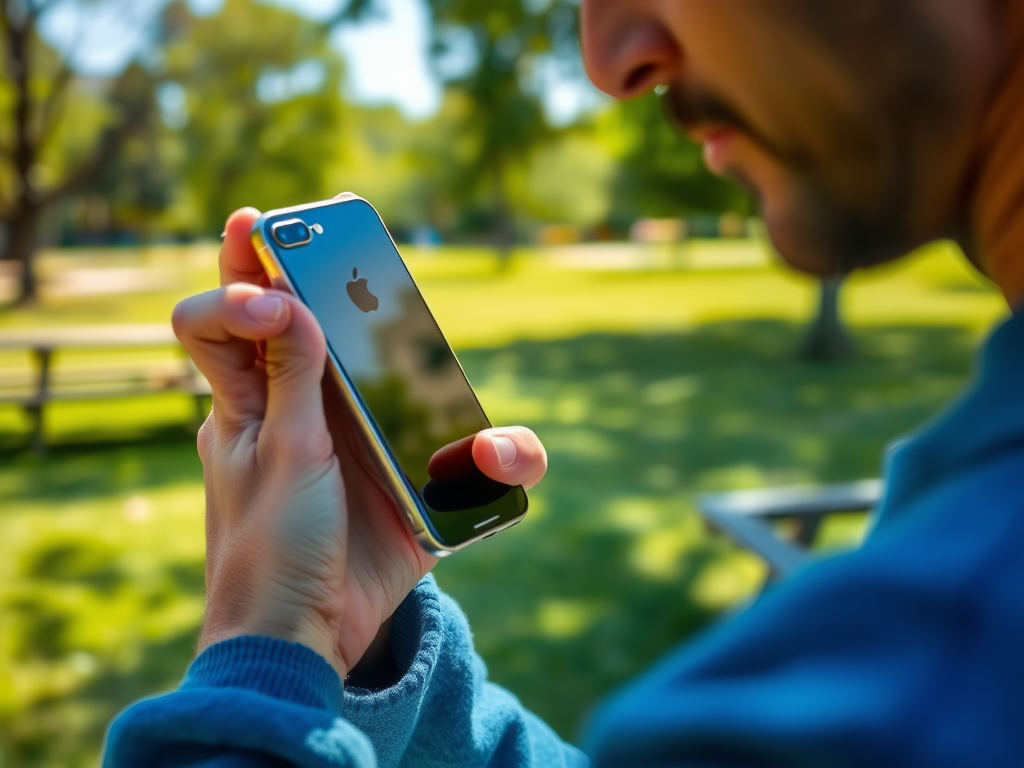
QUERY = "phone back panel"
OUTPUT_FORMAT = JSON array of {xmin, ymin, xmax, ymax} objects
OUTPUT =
[{"xmin": 258, "ymin": 199, "xmax": 527, "ymax": 547}]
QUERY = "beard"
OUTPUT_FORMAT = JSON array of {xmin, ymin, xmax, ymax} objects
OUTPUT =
[
  {"xmin": 763, "ymin": 154, "xmax": 915, "ymax": 277},
  {"xmin": 661, "ymin": 83, "xmax": 915, "ymax": 277},
  {"xmin": 658, "ymin": 0, "xmax": 958, "ymax": 277}
]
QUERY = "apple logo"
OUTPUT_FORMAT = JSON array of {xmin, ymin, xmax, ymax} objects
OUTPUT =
[{"xmin": 346, "ymin": 267, "xmax": 379, "ymax": 312}]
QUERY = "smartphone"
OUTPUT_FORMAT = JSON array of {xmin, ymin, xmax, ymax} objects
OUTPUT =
[{"xmin": 251, "ymin": 194, "xmax": 528, "ymax": 555}]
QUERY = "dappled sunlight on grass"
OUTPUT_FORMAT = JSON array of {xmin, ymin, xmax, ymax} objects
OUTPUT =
[
  {"xmin": 1, "ymin": 440, "xmax": 206, "ymax": 766},
  {"xmin": 0, "ymin": 240, "xmax": 1005, "ymax": 763},
  {"xmin": 814, "ymin": 512, "xmax": 873, "ymax": 554},
  {"xmin": 535, "ymin": 600, "xmax": 607, "ymax": 640},
  {"xmin": 690, "ymin": 554, "xmax": 767, "ymax": 610},
  {"xmin": 603, "ymin": 497, "xmax": 673, "ymax": 533},
  {"xmin": 431, "ymin": 314, "xmax": 992, "ymax": 737},
  {"xmin": 629, "ymin": 525, "xmax": 701, "ymax": 580}
]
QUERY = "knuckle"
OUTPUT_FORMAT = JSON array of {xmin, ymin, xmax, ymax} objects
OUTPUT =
[
  {"xmin": 170, "ymin": 298, "xmax": 192, "ymax": 338},
  {"xmin": 171, "ymin": 288, "xmax": 225, "ymax": 340},
  {"xmin": 264, "ymin": 353, "xmax": 325, "ymax": 387}
]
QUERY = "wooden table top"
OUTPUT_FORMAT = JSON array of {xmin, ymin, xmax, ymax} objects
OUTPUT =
[{"xmin": 0, "ymin": 324, "xmax": 178, "ymax": 350}]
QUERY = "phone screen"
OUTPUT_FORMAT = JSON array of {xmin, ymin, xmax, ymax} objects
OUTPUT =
[{"xmin": 265, "ymin": 199, "xmax": 527, "ymax": 547}]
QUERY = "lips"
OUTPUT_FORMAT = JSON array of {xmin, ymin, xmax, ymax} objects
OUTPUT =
[{"xmin": 697, "ymin": 127, "xmax": 736, "ymax": 174}]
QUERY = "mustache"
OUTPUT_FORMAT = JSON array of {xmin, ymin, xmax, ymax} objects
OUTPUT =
[
  {"xmin": 661, "ymin": 83, "xmax": 749, "ymax": 134},
  {"xmin": 660, "ymin": 84, "xmax": 781, "ymax": 161}
]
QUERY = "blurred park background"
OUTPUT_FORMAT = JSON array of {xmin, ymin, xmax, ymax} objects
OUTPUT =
[{"xmin": 0, "ymin": 0, "xmax": 1009, "ymax": 766}]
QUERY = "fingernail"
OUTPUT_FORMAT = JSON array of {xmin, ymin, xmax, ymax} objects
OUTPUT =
[
  {"xmin": 245, "ymin": 295, "xmax": 284, "ymax": 324},
  {"xmin": 492, "ymin": 435, "xmax": 517, "ymax": 467}
]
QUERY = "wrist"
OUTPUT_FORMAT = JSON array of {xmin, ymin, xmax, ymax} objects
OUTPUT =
[{"xmin": 346, "ymin": 617, "xmax": 398, "ymax": 690}]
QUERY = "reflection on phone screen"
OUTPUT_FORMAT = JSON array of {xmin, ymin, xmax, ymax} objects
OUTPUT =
[{"xmin": 270, "ymin": 199, "xmax": 527, "ymax": 546}]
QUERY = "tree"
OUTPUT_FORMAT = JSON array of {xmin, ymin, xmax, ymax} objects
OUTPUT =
[
  {"xmin": 606, "ymin": 92, "xmax": 752, "ymax": 225},
  {"xmin": 158, "ymin": 0, "xmax": 347, "ymax": 236},
  {"xmin": 606, "ymin": 94, "xmax": 854, "ymax": 360},
  {"xmin": 423, "ymin": 0, "xmax": 578, "ymax": 258},
  {"xmin": 0, "ymin": 0, "xmax": 154, "ymax": 304},
  {"xmin": 522, "ymin": 129, "xmax": 615, "ymax": 227},
  {"xmin": 322, "ymin": 104, "xmax": 435, "ymax": 232}
]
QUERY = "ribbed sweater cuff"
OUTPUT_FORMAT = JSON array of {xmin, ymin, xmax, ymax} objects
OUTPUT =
[
  {"xmin": 182, "ymin": 635, "xmax": 343, "ymax": 713},
  {"xmin": 344, "ymin": 574, "xmax": 444, "ymax": 713}
]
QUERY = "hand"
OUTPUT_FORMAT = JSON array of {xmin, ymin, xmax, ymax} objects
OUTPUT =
[{"xmin": 172, "ymin": 207, "xmax": 547, "ymax": 676}]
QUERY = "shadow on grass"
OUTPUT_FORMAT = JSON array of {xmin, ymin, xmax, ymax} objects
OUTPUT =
[
  {"xmin": 438, "ymin": 319, "xmax": 976, "ymax": 740},
  {"xmin": 1, "ymin": 319, "xmax": 978, "ymax": 763},
  {"xmin": 2, "ymin": 529, "xmax": 206, "ymax": 767},
  {"xmin": 1, "ymin": 431, "xmax": 207, "ymax": 768},
  {"xmin": 4, "ymin": 626, "xmax": 203, "ymax": 767},
  {"xmin": 0, "ymin": 428, "xmax": 203, "ymax": 503}
]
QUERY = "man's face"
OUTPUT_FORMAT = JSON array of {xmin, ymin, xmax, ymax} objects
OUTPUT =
[{"xmin": 581, "ymin": 0, "xmax": 996, "ymax": 276}]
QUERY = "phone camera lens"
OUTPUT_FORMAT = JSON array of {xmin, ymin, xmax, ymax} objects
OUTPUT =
[{"xmin": 271, "ymin": 219, "xmax": 312, "ymax": 249}]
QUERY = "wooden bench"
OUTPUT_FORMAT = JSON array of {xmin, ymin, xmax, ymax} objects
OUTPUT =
[
  {"xmin": 0, "ymin": 325, "xmax": 211, "ymax": 451},
  {"xmin": 697, "ymin": 479, "xmax": 883, "ymax": 582}
]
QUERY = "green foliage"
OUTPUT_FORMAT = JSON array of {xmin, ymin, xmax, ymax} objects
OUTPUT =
[
  {"xmin": 323, "ymin": 104, "xmax": 435, "ymax": 230},
  {"xmin": 0, "ymin": 4, "xmax": 159, "ymax": 215},
  {"xmin": 0, "ymin": 241, "xmax": 1004, "ymax": 765},
  {"xmin": 421, "ymin": 0, "xmax": 577, "ymax": 241},
  {"xmin": 523, "ymin": 130, "xmax": 615, "ymax": 226},
  {"xmin": 157, "ymin": 0, "xmax": 346, "ymax": 235},
  {"xmin": 86, "ymin": 85, "xmax": 179, "ymax": 234},
  {"xmin": 1, "ymin": 0, "xmax": 763, "ymax": 251},
  {"xmin": 604, "ymin": 93, "xmax": 754, "ymax": 224}
]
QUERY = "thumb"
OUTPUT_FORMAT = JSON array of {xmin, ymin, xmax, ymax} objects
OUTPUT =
[{"xmin": 471, "ymin": 427, "xmax": 547, "ymax": 490}]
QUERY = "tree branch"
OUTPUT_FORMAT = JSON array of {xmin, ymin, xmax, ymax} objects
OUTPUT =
[
  {"xmin": 26, "ymin": 0, "xmax": 57, "ymax": 21},
  {"xmin": 39, "ymin": 102, "xmax": 149, "ymax": 206},
  {"xmin": 30, "ymin": 0, "xmax": 96, "ymax": 151},
  {"xmin": 33, "ymin": 60, "xmax": 73, "ymax": 148},
  {"xmin": 330, "ymin": 0, "xmax": 382, "ymax": 24},
  {"xmin": 5, "ymin": 2, "xmax": 36, "ymax": 201},
  {"xmin": 1, "ymin": 0, "xmax": 42, "ymax": 36}
]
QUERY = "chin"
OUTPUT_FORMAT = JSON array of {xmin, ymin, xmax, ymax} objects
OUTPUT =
[
  {"xmin": 761, "ymin": 207, "xmax": 840, "ymax": 277},
  {"xmin": 760, "ymin": 177, "xmax": 912, "ymax": 277},
  {"xmin": 730, "ymin": 167, "xmax": 846, "ymax": 277}
]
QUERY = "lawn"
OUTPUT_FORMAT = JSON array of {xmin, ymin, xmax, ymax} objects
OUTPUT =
[{"xmin": 0, "ymin": 239, "xmax": 1007, "ymax": 767}]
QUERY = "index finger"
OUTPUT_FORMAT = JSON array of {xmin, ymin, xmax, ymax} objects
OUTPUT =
[
  {"xmin": 222, "ymin": 197, "xmax": 358, "ymax": 287},
  {"xmin": 219, "ymin": 207, "xmax": 268, "ymax": 287}
]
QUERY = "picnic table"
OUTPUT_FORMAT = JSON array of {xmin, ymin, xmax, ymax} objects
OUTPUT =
[{"xmin": 0, "ymin": 324, "xmax": 210, "ymax": 451}]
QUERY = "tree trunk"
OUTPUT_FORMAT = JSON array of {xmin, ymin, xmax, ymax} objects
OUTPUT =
[
  {"xmin": 7, "ymin": 208, "xmax": 41, "ymax": 305},
  {"xmin": 801, "ymin": 275, "xmax": 854, "ymax": 361}
]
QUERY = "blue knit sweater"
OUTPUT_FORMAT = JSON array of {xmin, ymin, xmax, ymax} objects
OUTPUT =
[{"xmin": 104, "ymin": 310, "xmax": 1024, "ymax": 767}]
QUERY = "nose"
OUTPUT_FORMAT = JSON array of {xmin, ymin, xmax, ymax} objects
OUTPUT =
[{"xmin": 580, "ymin": 0, "xmax": 682, "ymax": 99}]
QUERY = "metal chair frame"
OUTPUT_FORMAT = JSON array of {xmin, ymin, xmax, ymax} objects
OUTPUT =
[{"xmin": 697, "ymin": 480, "xmax": 883, "ymax": 580}]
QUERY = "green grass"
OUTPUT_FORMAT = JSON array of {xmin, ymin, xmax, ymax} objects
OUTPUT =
[{"xmin": 0, "ymin": 240, "xmax": 1006, "ymax": 767}]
